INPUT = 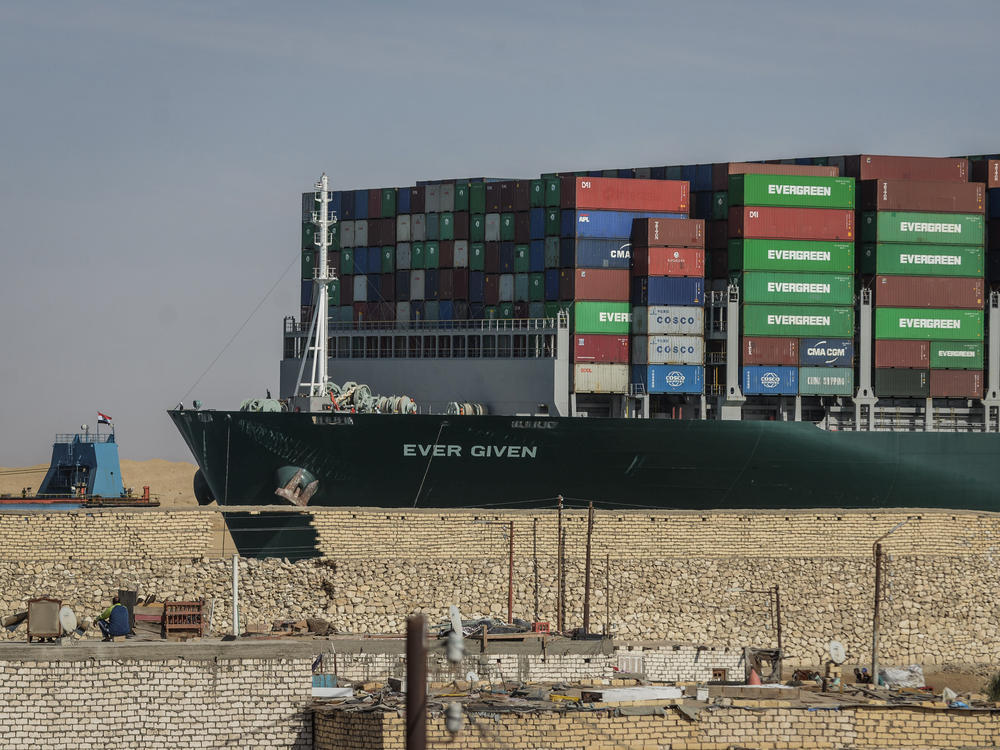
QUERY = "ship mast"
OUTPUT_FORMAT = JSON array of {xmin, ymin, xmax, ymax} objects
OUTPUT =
[{"xmin": 297, "ymin": 173, "xmax": 337, "ymax": 397}]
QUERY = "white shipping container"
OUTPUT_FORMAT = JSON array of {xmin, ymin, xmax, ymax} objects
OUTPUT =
[
  {"xmin": 425, "ymin": 184, "xmax": 441, "ymax": 213},
  {"xmin": 340, "ymin": 221, "xmax": 356, "ymax": 248},
  {"xmin": 485, "ymin": 213, "xmax": 501, "ymax": 241},
  {"xmin": 453, "ymin": 240, "xmax": 469, "ymax": 268},
  {"xmin": 499, "ymin": 274, "xmax": 515, "ymax": 302},
  {"xmin": 354, "ymin": 219, "xmax": 368, "ymax": 247},
  {"xmin": 411, "ymin": 214, "xmax": 426, "ymax": 242},
  {"xmin": 633, "ymin": 335, "xmax": 704, "ymax": 365},
  {"xmin": 353, "ymin": 275, "xmax": 368, "ymax": 303},
  {"xmin": 646, "ymin": 306, "xmax": 705, "ymax": 335},
  {"xmin": 396, "ymin": 301, "xmax": 411, "ymax": 323},
  {"xmin": 396, "ymin": 243, "xmax": 411, "ymax": 270},
  {"xmin": 396, "ymin": 215, "xmax": 411, "ymax": 243},
  {"xmin": 439, "ymin": 183, "xmax": 455, "ymax": 212},
  {"xmin": 410, "ymin": 270, "xmax": 426, "ymax": 301},
  {"xmin": 573, "ymin": 363, "xmax": 628, "ymax": 394}
]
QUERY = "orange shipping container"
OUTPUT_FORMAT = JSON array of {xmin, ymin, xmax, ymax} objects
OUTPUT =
[
  {"xmin": 631, "ymin": 247, "xmax": 705, "ymax": 277},
  {"xmin": 561, "ymin": 176, "xmax": 688, "ymax": 213}
]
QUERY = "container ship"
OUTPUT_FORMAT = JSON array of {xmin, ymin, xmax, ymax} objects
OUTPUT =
[{"xmin": 169, "ymin": 154, "xmax": 1000, "ymax": 558}]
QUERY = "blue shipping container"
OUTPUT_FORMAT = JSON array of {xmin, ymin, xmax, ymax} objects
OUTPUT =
[
  {"xmin": 397, "ymin": 187, "xmax": 411, "ymax": 214},
  {"xmin": 499, "ymin": 242, "xmax": 515, "ymax": 273},
  {"xmin": 544, "ymin": 269, "xmax": 559, "ymax": 300},
  {"xmin": 559, "ymin": 238, "xmax": 576, "ymax": 267},
  {"xmin": 469, "ymin": 302, "xmax": 485, "ymax": 319},
  {"xmin": 330, "ymin": 192, "xmax": 342, "ymax": 218},
  {"xmin": 395, "ymin": 270, "xmax": 410, "ymax": 301},
  {"xmin": 632, "ymin": 277, "xmax": 704, "ymax": 306},
  {"xmin": 301, "ymin": 280, "xmax": 313, "ymax": 307},
  {"xmin": 742, "ymin": 366, "xmax": 799, "ymax": 395},
  {"xmin": 693, "ymin": 164, "xmax": 712, "ymax": 192},
  {"xmin": 354, "ymin": 249, "xmax": 368, "ymax": 275},
  {"xmin": 353, "ymin": 189, "xmax": 368, "ymax": 219},
  {"xmin": 799, "ymin": 338, "xmax": 854, "ymax": 367},
  {"xmin": 562, "ymin": 210, "xmax": 688, "ymax": 239},
  {"xmin": 439, "ymin": 300, "xmax": 454, "ymax": 320},
  {"xmin": 989, "ymin": 189, "xmax": 1000, "ymax": 219},
  {"xmin": 367, "ymin": 246, "xmax": 381, "ymax": 272},
  {"xmin": 469, "ymin": 271, "xmax": 485, "ymax": 303},
  {"xmin": 341, "ymin": 190, "xmax": 355, "ymax": 220},
  {"xmin": 529, "ymin": 240, "xmax": 545, "ymax": 272},
  {"xmin": 575, "ymin": 238, "xmax": 632, "ymax": 269},
  {"xmin": 530, "ymin": 208, "xmax": 545, "ymax": 239},
  {"xmin": 632, "ymin": 364, "xmax": 705, "ymax": 394},
  {"xmin": 425, "ymin": 269, "xmax": 439, "ymax": 300},
  {"xmin": 411, "ymin": 301, "xmax": 425, "ymax": 320},
  {"xmin": 692, "ymin": 191, "xmax": 713, "ymax": 221}
]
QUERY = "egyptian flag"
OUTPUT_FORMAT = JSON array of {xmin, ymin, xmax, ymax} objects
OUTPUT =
[{"xmin": 98, "ymin": 411, "xmax": 113, "ymax": 426}]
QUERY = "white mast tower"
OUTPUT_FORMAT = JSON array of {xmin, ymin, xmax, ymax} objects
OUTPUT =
[{"xmin": 295, "ymin": 173, "xmax": 337, "ymax": 404}]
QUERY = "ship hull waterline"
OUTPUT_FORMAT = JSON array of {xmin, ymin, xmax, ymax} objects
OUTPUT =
[{"xmin": 169, "ymin": 409, "xmax": 1000, "ymax": 559}]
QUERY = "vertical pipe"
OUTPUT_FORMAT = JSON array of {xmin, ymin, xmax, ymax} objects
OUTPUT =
[
  {"xmin": 532, "ymin": 517, "xmax": 539, "ymax": 623},
  {"xmin": 605, "ymin": 553, "xmax": 610, "ymax": 637},
  {"xmin": 508, "ymin": 521, "xmax": 514, "ymax": 625},
  {"xmin": 583, "ymin": 501, "xmax": 594, "ymax": 635},
  {"xmin": 774, "ymin": 585, "xmax": 782, "ymax": 653},
  {"xmin": 231, "ymin": 554, "xmax": 239, "ymax": 636},
  {"xmin": 556, "ymin": 496, "xmax": 563, "ymax": 633},
  {"xmin": 406, "ymin": 614, "xmax": 427, "ymax": 750},
  {"xmin": 871, "ymin": 542, "xmax": 882, "ymax": 684}
]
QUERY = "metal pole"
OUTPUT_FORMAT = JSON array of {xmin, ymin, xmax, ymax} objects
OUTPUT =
[
  {"xmin": 774, "ymin": 585, "xmax": 782, "ymax": 653},
  {"xmin": 532, "ymin": 517, "xmax": 539, "ymax": 623},
  {"xmin": 406, "ymin": 614, "xmax": 427, "ymax": 750},
  {"xmin": 871, "ymin": 542, "xmax": 882, "ymax": 684},
  {"xmin": 556, "ymin": 495, "xmax": 563, "ymax": 633},
  {"xmin": 508, "ymin": 521, "xmax": 514, "ymax": 625},
  {"xmin": 583, "ymin": 501, "xmax": 594, "ymax": 635},
  {"xmin": 231, "ymin": 554, "xmax": 239, "ymax": 636},
  {"xmin": 605, "ymin": 553, "xmax": 610, "ymax": 637}
]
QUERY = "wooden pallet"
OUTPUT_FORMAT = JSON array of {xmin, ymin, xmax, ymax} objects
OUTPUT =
[{"xmin": 162, "ymin": 600, "xmax": 204, "ymax": 639}]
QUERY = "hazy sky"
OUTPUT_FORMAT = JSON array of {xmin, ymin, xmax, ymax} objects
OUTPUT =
[{"xmin": 1, "ymin": 0, "xmax": 998, "ymax": 466}]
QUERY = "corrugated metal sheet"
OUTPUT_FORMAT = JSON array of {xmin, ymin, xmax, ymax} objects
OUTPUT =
[
  {"xmin": 630, "ymin": 218, "xmax": 705, "ymax": 248},
  {"xmin": 971, "ymin": 159, "xmax": 1000, "ymax": 188},
  {"xmin": 639, "ymin": 306, "xmax": 705, "ymax": 335},
  {"xmin": 574, "ymin": 238, "xmax": 632, "ymax": 269},
  {"xmin": 632, "ymin": 277, "xmax": 705, "ymax": 306},
  {"xmin": 798, "ymin": 367, "xmax": 853, "ymax": 395},
  {"xmin": 573, "ymin": 363, "xmax": 628, "ymax": 393},
  {"xmin": 864, "ymin": 243, "xmax": 983, "ymax": 277},
  {"xmin": 859, "ymin": 179, "xmax": 984, "ymax": 213},
  {"xmin": 844, "ymin": 154, "xmax": 968, "ymax": 183},
  {"xmin": 631, "ymin": 247, "xmax": 705, "ymax": 277},
  {"xmin": 742, "ymin": 366, "xmax": 799, "ymax": 395},
  {"xmin": 565, "ymin": 210, "xmax": 688, "ymax": 239},
  {"xmin": 929, "ymin": 369, "xmax": 983, "ymax": 398},
  {"xmin": 560, "ymin": 176, "xmax": 689, "ymax": 212},
  {"xmin": 743, "ymin": 337, "xmax": 798, "ymax": 366},
  {"xmin": 574, "ymin": 334, "xmax": 630, "ymax": 363},
  {"xmin": 930, "ymin": 341, "xmax": 984, "ymax": 369},
  {"xmin": 875, "ymin": 340, "xmax": 930, "ymax": 368},
  {"xmin": 742, "ymin": 305, "xmax": 855, "ymax": 337},
  {"xmin": 574, "ymin": 269, "xmax": 630, "ymax": 301},
  {"xmin": 573, "ymin": 301, "xmax": 631, "ymax": 334},
  {"xmin": 712, "ymin": 162, "xmax": 838, "ymax": 191},
  {"xmin": 633, "ymin": 335, "xmax": 704, "ymax": 365},
  {"xmin": 729, "ymin": 207, "xmax": 854, "ymax": 241},
  {"xmin": 875, "ymin": 275, "xmax": 983, "ymax": 309}
]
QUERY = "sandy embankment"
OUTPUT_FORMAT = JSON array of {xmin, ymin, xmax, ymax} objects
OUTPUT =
[{"xmin": 0, "ymin": 460, "xmax": 198, "ymax": 505}]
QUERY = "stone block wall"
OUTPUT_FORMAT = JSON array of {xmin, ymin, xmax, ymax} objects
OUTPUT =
[{"xmin": 0, "ymin": 655, "xmax": 312, "ymax": 748}]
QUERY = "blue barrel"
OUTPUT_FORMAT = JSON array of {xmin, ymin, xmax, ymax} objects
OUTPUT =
[{"xmin": 742, "ymin": 366, "xmax": 798, "ymax": 395}]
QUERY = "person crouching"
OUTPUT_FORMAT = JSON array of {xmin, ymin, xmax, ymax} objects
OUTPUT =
[{"xmin": 96, "ymin": 596, "xmax": 131, "ymax": 641}]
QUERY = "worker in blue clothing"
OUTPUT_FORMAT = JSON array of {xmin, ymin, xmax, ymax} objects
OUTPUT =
[{"xmin": 96, "ymin": 596, "xmax": 131, "ymax": 641}]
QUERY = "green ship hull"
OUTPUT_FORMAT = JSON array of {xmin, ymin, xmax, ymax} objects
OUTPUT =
[{"xmin": 169, "ymin": 409, "xmax": 1000, "ymax": 558}]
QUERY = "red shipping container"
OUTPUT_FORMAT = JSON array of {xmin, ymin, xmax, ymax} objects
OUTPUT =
[
  {"xmin": 368, "ymin": 189, "xmax": 381, "ymax": 217},
  {"xmin": 574, "ymin": 269, "xmax": 629, "ymax": 300},
  {"xmin": 875, "ymin": 340, "xmax": 930, "ymax": 368},
  {"xmin": 574, "ymin": 334, "xmax": 630, "ymax": 363},
  {"xmin": 438, "ymin": 268, "xmax": 454, "ymax": 299},
  {"xmin": 712, "ymin": 162, "xmax": 839, "ymax": 191},
  {"xmin": 707, "ymin": 220, "xmax": 728, "ymax": 250},
  {"xmin": 742, "ymin": 337, "xmax": 798, "ymax": 365},
  {"xmin": 485, "ymin": 242, "xmax": 500, "ymax": 273},
  {"xmin": 409, "ymin": 185, "xmax": 425, "ymax": 214},
  {"xmin": 631, "ymin": 218, "xmax": 705, "ymax": 248},
  {"xmin": 439, "ymin": 240, "xmax": 454, "ymax": 268},
  {"xmin": 558, "ymin": 269, "xmax": 575, "ymax": 300},
  {"xmin": 484, "ymin": 274, "xmax": 500, "ymax": 305},
  {"xmin": 728, "ymin": 207, "xmax": 854, "ymax": 241},
  {"xmin": 500, "ymin": 181, "xmax": 516, "ymax": 212},
  {"xmin": 561, "ymin": 176, "xmax": 689, "ymax": 213},
  {"xmin": 875, "ymin": 276, "xmax": 983, "ymax": 309},
  {"xmin": 514, "ymin": 181, "xmax": 531, "ymax": 211},
  {"xmin": 844, "ymin": 154, "xmax": 968, "ymax": 183},
  {"xmin": 930, "ymin": 369, "xmax": 982, "ymax": 398},
  {"xmin": 454, "ymin": 212, "xmax": 469, "ymax": 240},
  {"xmin": 380, "ymin": 273, "xmax": 395, "ymax": 301},
  {"xmin": 859, "ymin": 180, "xmax": 984, "ymax": 213},
  {"xmin": 971, "ymin": 159, "xmax": 1000, "ymax": 188},
  {"xmin": 453, "ymin": 269, "xmax": 469, "ymax": 300},
  {"xmin": 631, "ymin": 247, "xmax": 705, "ymax": 277},
  {"xmin": 353, "ymin": 301, "xmax": 369, "ymax": 322}
]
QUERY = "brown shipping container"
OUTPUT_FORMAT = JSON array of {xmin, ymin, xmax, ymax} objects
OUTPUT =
[
  {"xmin": 515, "ymin": 213, "xmax": 530, "ymax": 243},
  {"xmin": 712, "ymin": 162, "xmax": 839, "ymax": 191},
  {"xmin": 930, "ymin": 369, "xmax": 983, "ymax": 398},
  {"xmin": 729, "ymin": 207, "xmax": 854, "ymax": 241},
  {"xmin": 970, "ymin": 159, "xmax": 1000, "ymax": 188},
  {"xmin": 990, "ymin": 220, "xmax": 1000, "ymax": 252},
  {"xmin": 368, "ymin": 189, "xmax": 381, "ymax": 217},
  {"xmin": 631, "ymin": 218, "xmax": 705, "ymax": 248},
  {"xmin": 742, "ymin": 337, "xmax": 798, "ymax": 365},
  {"xmin": 859, "ymin": 179, "xmax": 984, "ymax": 213},
  {"xmin": 707, "ymin": 220, "xmax": 728, "ymax": 250},
  {"xmin": 875, "ymin": 276, "xmax": 984, "ymax": 309},
  {"xmin": 514, "ymin": 181, "xmax": 531, "ymax": 211},
  {"xmin": 561, "ymin": 176, "xmax": 689, "ymax": 213},
  {"xmin": 574, "ymin": 334, "xmax": 630, "ymax": 363},
  {"xmin": 574, "ymin": 269, "xmax": 630, "ymax": 301},
  {"xmin": 454, "ymin": 212, "xmax": 469, "ymax": 240},
  {"xmin": 484, "ymin": 274, "xmax": 500, "ymax": 305},
  {"xmin": 558, "ymin": 269, "xmax": 574, "ymax": 300},
  {"xmin": 485, "ymin": 183, "xmax": 501, "ymax": 212},
  {"xmin": 631, "ymin": 247, "xmax": 705, "ymax": 277},
  {"xmin": 875, "ymin": 340, "xmax": 930, "ymax": 369},
  {"xmin": 453, "ymin": 269, "xmax": 469, "ymax": 300},
  {"xmin": 500, "ymin": 181, "xmax": 516, "ymax": 212},
  {"xmin": 843, "ymin": 154, "xmax": 968, "ymax": 183},
  {"xmin": 380, "ymin": 273, "xmax": 395, "ymax": 301},
  {"xmin": 409, "ymin": 186, "xmax": 425, "ymax": 214},
  {"xmin": 439, "ymin": 240, "xmax": 454, "ymax": 268},
  {"xmin": 438, "ymin": 268, "xmax": 454, "ymax": 299},
  {"xmin": 485, "ymin": 242, "xmax": 500, "ymax": 273},
  {"xmin": 709, "ymin": 250, "xmax": 728, "ymax": 278}
]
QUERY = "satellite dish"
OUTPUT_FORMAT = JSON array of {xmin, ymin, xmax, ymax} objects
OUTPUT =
[
  {"xmin": 829, "ymin": 640, "xmax": 846, "ymax": 665},
  {"xmin": 465, "ymin": 671, "xmax": 477, "ymax": 683},
  {"xmin": 59, "ymin": 605, "xmax": 77, "ymax": 634}
]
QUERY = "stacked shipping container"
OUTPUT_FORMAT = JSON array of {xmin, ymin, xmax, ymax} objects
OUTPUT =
[
  {"xmin": 566, "ymin": 178, "xmax": 689, "ymax": 393},
  {"xmin": 858, "ymin": 167, "xmax": 986, "ymax": 398},
  {"xmin": 729, "ymin": 174, "xmax": 857, "ymax": 397},
  {"xmin": 629, "ymin": 218, "xmax": 706, "ymax": 395}
]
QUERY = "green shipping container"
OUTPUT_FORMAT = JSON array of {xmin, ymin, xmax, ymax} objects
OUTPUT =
[
  {"xmin": 859, "ymin": 212, "xmax": 984, "ymax": 245},
  {"xmin": 340, "ymin": 248, "xmax": 354, "ymax": 273},
  {"xmin": 425, "ymin": 241, "xmax": 440, "ymax": 269},
  {"xmin": 545, "ymin": 178, "xmax": 560, "ymax": 207},
  {"xmin": 329, "ymin": 223, "xmax": 340, "ymax": 251},
  {"xmin": 741, "ymin": 272, "xmax": 854, "ymax": 305},
  {"xmin": 742, "ymin": 305, "xmax": 855, "ymax": 338},
  {"xmin": 469, "ymin": 243, "xmax": 485, "ymax": 271},
  {"xmin": 425, "ymin": 213, "xmax": 439, "ymax": 241},
  {"xmin": 327, "ymin": 278, "xmax": 341, "ymax": 307},
  {"xmin": 484, "ymin": 305, "xmax": 498, "ymax": 320},
  {"xmin": 410, "ymin": 243, "xmax": 425, "ymax": 270},
  {"xmin": 530, "ymin": 273, "xmax": 544, "ymax": 301},
  {"xmin": 729, "ymin": 240, "xmax": 854, "ymax": 273},
  {"xmin": 440, "ymin": 212, "xmax": 454, "ymax": 240},
  {"xmin": 301, "ymin": 249, "xmax": 315, "ymax": 279},
  {"xmin": 514, "ymin": 245, "xmax": 530, "ymax": 273},
  {"xmin": 530, "ymin": 179, "xmax": 545, "ymax": 207},
  {"xmin": 544, "ymin": 237, "xmax": 560, "ymax": 267},
  {"xmin": 545, "ymin": 208, "xmax": 560, "ymax": 236},
  {"xmin": 728, "ymin": 174, "xmax": 855, "ymax": 209},
  {"xmin": 798, "ymin": 367, "xmax": 854, "ymax": 396},
  {"xmin": 470, "ymin": 214, "xmax": 486, "ymax": 242},
  {"xmin": 860, "ymin": 243, "xmax": 984, "ymax": 277},
  {"xmin": 875, "ymin": 308, "xmax": 984, "ymax": 341},
  {"xmin": 381, "ymin": 188, "xmax": 396, "ymax": 217},
  {"xmin": 499, "ymin": 302, "xmax": 514, "ymax": 319},
  {"xmin": 574, "ymin": 301, "xmax": 631, "ymax": 334},
  {"xmin": 381, "ymin": 246, "xmax": 395, "ymax": 274},
  {"xmin": 500, "ymin": 213, "xmax": 515, "ymax": 242},
  {"xmin": 301, "ymin": 222, "xmax": 314, "ymax": 248},
  {"xmin": 666, "ymin": 166, "xmax": 682, "ymax": 179},
  {"xmin": 469, "ymin": 183, "xmax": 486, "ymax": 214},
  {"xmin": 711, "ymin": 192, "xmax": 728, "ymax": 220},
  {"xmin": 454, "ymin": 183, "xmax": 469, "ymax": 212},
  {"xmin": 544, "ymin": 302, "xmax": 563, "ymax": 318},
  {"xmin": 930, "ymin": 341, "xmax": 984, "ymax": 369}
]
